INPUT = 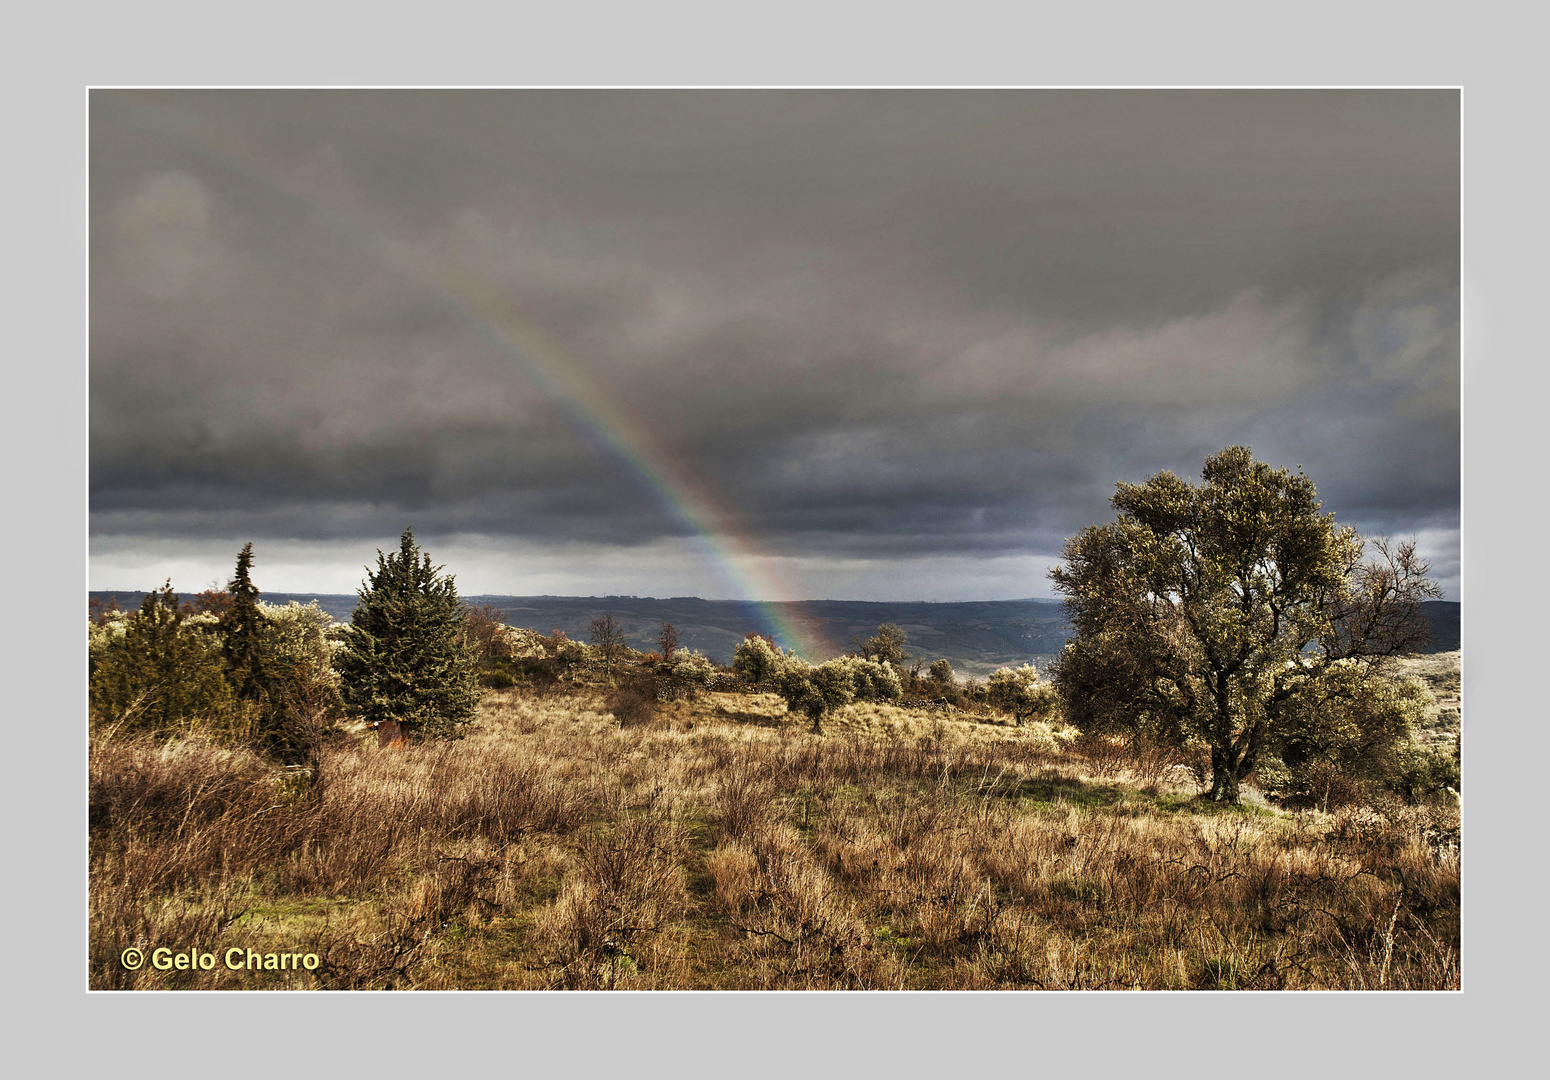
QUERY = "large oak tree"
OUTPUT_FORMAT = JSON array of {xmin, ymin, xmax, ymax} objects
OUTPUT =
[{"xmin": 1050, "ymin": 446, "xmax": 1438, "ymax": 803}]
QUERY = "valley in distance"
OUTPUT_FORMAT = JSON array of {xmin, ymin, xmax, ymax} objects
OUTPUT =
[{"xmin": 86, "ymin": 592, "xmax": 1462, "ymax": 675}]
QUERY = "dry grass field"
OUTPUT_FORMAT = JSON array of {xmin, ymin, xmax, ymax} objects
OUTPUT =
[
  {"xmin": 90, "ymin": 674, "xmax": 1461, "ymax": 991},
  {"xmin": 1396, "ymin": 651, "xmax": 1463, "ymax": 752}
]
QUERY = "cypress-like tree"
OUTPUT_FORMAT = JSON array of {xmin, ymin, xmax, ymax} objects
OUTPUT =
[
  {"xmin": 217, "ymin": 543, "xmax": 307, "ymax": 760},
  {"xmin": 334, "ymin": 529, "xmax": 479, "ymax": 742},
  {"xmin": 220, "ymin": 543, "xmax": 270, "ymax": 703}
]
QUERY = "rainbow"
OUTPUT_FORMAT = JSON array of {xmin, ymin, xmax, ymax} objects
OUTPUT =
[{"xmin": 98, "ymin": 93, "xmax": 842, "ymax": 660}]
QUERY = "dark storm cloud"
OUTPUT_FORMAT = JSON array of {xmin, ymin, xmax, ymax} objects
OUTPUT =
[{"xmin": 90, "ymin": 90, "xmax": 1460, "ymax": 598}]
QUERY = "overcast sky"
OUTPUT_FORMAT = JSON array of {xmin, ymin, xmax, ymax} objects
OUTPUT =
[{"xmin": 89, "ymin": 89, "xmax": 1460, "ymax": 602}]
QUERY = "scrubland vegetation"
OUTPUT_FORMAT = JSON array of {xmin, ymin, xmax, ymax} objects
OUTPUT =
[
  {"xmin": 88, "ymin": 453, "xmax": 1462, "ymax": 990},
  {"xmin": 91, "ymin": 634, "xmax": 1460, "ymax": 991}
]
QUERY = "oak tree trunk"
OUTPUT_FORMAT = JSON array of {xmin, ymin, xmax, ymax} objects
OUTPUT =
[{"xmin": 1205, "ymin": 743, "xmax": 1255, "ymax": 803}]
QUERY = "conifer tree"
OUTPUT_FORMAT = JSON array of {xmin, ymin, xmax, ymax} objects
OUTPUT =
[
  {"xmin": 90, "ymin": 582, "xmax": 236, "ymax": 737},
  {"xmin": 217, "ymin": 543, "xmax": 317, "ymax": 761},
  {"xmin": 220, "ymin": 543, "xmax": 270, "ymax": 704},
  {"xmin": 334, "ymin": 529, "xmax": 479, "ymax": 742}
]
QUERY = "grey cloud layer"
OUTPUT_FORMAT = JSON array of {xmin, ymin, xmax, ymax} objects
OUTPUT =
[{"xmin": 90, "ymin": 90, "xmax": 1459, "ymax": 597}]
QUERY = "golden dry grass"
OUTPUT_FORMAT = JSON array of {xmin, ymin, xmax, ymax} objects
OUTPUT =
[
  {"xmin": 1395, "ymin": 651, "xmax": 1462, "ymax": 752},
  {"xmin": 90, "ymin": 684, "xmax": 1460, "ymax": 990}
]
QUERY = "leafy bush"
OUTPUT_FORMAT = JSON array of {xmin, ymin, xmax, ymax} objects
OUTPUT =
[
  {"xmin": 928, "ymin": 659, "xmax": 955, "ymax": 687},
  {"xmin": 770, "ymin": 654, "xmax": 903, "ymax": 732},
  {"xmin": 480, "ymin": 668, "xmax": 518, "ymax": 689},
  {"xmin": 1258, "ymin": 669, "xmax": 1434, "ymax": 807},
  {"xmin": 774, "ymin": 660, "xmax": 844, "ymax": 731},
  {"xmin": 1386, "ymin": 742, "xmax": 1461, "ymax": 802},
  {"xmin": 854, "ymin": 623, "xmax": 910, "ymax": 667},
  {"xmin": 88, "ymin": 609, "xmax": 132, "ymax": 679},
  {"xmin": 669, "ymin": 648, "xmax": 716, "ymax": 686},
  {"xmin": 733, "ymin": 634, "xmax": 795, "ymax": 685},
  {"xmin": 89, "ymin": 584, "xmax": 242, "ymax": 739},
  {"xmin": 253, "ymin": 599, "xmax": 344, "ymax": 761},
  {"xmin": 830, "ymin": 655, "xmax": 903, "ymax": 702},
  {"xmin": 986, "ymin": 664, "xmax": 1055, "ymax": 725},
  {"xmin": 657, "ymin": 648, "xmax": 718, "ymax": 701}
]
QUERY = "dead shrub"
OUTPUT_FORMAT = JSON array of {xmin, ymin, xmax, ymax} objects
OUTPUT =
[
  {"xmin": 1070, "ymin": 731, "xmax": 1130, "ymax": 778},
  {"xmin": 606, "ymin": 679, "xmax": 658, "ymax": 728},
  {"xmin": 1126, "ymin": 734, "xmax": 1193, "ymax": 790},
  {"xmin": 312, "ymin": 910, "xmax": 441, "ymax": 990}
]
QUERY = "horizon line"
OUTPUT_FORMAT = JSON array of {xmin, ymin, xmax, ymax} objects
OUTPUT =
[{"xmin": 87, "ymin": 587, "xmax": 1070, "ymax": 605}]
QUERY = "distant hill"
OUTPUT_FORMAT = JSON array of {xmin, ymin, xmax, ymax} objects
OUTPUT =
[
  {"xmin": 87, "ymin": 590, "xmax": 1069, "ymax": 672},
  {"xmin": 1417, "ymin": 600, "xmax": 1459, "ymax": 652},
  {"xmin": 86, "ymin": 592, "xmax": 1461, "ymax": 673},
  {"xmin": 461, "ymin": 596, "xmax": 1077, "ymax": 676}
]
